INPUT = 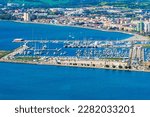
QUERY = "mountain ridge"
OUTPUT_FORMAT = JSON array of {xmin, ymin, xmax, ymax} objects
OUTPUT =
[{"xmin": 0, "ymin": 0, "xmax": 150, "ymax": 7}]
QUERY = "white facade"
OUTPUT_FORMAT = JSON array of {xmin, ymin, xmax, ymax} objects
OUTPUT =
[
  {"xmin": 23, "ymin": 13, "xmax": 30, "ymax": 22},
  {"xmin": 144, "ymin": 22, "xmax": 150, "ymax": 33}
]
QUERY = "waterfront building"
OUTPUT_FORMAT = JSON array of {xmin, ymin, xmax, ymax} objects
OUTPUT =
[
  {"xmin": 144, "ymin": 22, "xmax": 150, "ymax": 33},
  {"xmin": 23, "ymin": 13, "xmax": 30, "ymax": 22},
  {"xmin": 136, "ymin": 22, "xmax": 144, "ymax": 33}
]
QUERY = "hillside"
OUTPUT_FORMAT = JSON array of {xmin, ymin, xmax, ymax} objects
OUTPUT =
[
  {"xmin": 0, "ymin": 0, "xmax": 70, "ymax": 5},
  {"xmin": 0, "ymin": 0, "xmax": 101, "ymax": 6},
  {"xmin": 0, "ymin": 0, "xmax": 150, "ymax": 7}
]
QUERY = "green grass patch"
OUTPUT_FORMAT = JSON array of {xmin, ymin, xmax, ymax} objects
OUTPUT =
[
  {"xmin": 0, "ymin": 51, "xmax": 11, "ymax": 58},
  {"xmin": 14, "ymin": 56, "xmax": 40, "ymax": 61},
  {"xmin": 143, "ymin": 44, "xmax": 150, "ymax": 48},
  {"xmin": 99, "ymin": 1, "xmax": 150, "ymax": 9}
]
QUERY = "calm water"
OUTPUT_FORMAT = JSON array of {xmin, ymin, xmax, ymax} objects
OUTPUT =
[
  {"xmin": 0, "ymin": 21, "xmax": 132, "ymax": 50},
  {"xmin": 0, "ymin": 62, "xmax": 150, "ymax": 100},
  {"xmin": 0, "ymin": 21, "xmax": 150, "ymax": 100}
]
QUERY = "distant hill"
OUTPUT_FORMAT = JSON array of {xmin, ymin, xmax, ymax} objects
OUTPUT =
[
  {"xmin": 0, "ymin": 0, "xmax": 101, "ymax": 6},
  {"xmin": 0, "ymin": 0, "xmax": 150, "ymax": 7},
  {"xmin": 0, "ymin": 0, "xmax": 113, "ymax": 7},
  {"xmin": 0, "ymin": 0, "xmax": 68, "ymax": 5}
]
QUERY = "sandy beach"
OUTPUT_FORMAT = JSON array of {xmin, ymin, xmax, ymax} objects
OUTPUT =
[
  {"xmin": 124, "ymin": 34, "xmax": 150, "ymax": 41},
  {"xmin": 12, "ymin": 20, "xmax": 150, "ymax": 41},
  {"xmin": 13, "ymin": 20, "xmax": 134, "ymax": 36}
]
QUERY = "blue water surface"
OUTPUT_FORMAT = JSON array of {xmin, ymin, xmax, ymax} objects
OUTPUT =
[
  {"xmin": 0, "ymin": 21, "xmax": 150, "ymax": 100},
  {"xmin": 0, "ymin": 62, "xmax": 150, "ymax": 100},
  {"xmin": 0, "ymin": 21, "xmax": 132, "ymax": 50}
]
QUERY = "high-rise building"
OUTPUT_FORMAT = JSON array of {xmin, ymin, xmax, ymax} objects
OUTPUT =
[
  {"xmin": 136, "ymin": 22, "xmax": 144, "ymax": 33},
  {"xmin": 144, "ymin": 22, "xmax": 150, "ymax": 33},
  {"xmin": 23, "ymin": 13, "xmax": 30, "ymax": 22}
]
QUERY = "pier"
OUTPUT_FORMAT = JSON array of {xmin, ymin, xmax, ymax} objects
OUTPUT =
[
  {"xmin": 1, "ymin": 39, "xmax": 150, "ymax": 72},
  {"xmin": 15, "ymin": 38, "xmax": 150, "ymax": 43}
]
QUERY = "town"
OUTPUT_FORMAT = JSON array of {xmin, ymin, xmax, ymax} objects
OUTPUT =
[{"xmin": 0, "ymin": 2, "xmax": 150, "ymax": 37}]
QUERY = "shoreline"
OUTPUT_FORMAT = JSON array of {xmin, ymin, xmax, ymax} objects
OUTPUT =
[
  {"xmin": 11, "ymin": 20, "xmax": 150, "ymax": 41},
  {"xmin": 0, "ymin": 60, "xmax": 149, "ymax": 73},
  {"xmin": 13, "ymin": 21, "xmax": 150, "ymax": 41},
  {"xmin": 14, "ymin": 20, "xmax": 134, "ymax": 35},
  {"xmin": 2, "ymin": 20, "xmax": 150, "ymax": 41},
  {"xmin": 1, "ymin": 20, "xmax": 150, "ymax": 41},
  {"xmin": 2, "ymin": 19, "xmax": 135, "ymax": 37}
]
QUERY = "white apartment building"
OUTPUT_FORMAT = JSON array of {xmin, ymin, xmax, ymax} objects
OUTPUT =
[
  {"xmin": 144, "ymin": 22, "xmax": 150, "ymax": 33},
  {"xmin": 23, "ymin": 13, "xmax": 30, "ymax": 22}
]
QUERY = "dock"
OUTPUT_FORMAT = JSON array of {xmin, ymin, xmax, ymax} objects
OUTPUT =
[{"xmin": 0, "ymin": 38, "xmax": 150, "ymax": 72}]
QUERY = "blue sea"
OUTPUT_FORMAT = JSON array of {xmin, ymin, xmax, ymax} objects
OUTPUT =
[
  {"xmin": 0, "ymin": 21, "xmax": 150, "ymax": 100},
  {"xmin": 0, "ymin": 21, "xmax": 132, "ymax": 50}
]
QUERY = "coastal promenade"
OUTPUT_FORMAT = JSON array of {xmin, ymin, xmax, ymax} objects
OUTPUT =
[{"xmin": 0, "ymin": 57, "xmax": 149, "ymax": 72}]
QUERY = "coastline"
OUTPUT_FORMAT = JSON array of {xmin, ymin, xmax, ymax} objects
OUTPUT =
[
  {"xmin": 5, "ymin": 20, "xmax": 134, "ymax": 37},
  {"xmin": 14, "ymin": 20, "xmax": 134, "ymax": 35},
  {"xmin": 0, "ymin": 59, "xmax": 149, "ymax": 73},
  {"xmin": 14, "ymin": 20, "xmax": 150, "ymax": 41},
  {"xmin": 1, "ymin": 20, "xmax": 150, "ymax": 41},
  {"xmin": 11, "ymin": 20, "xmax": 150, "ymax": 41}
]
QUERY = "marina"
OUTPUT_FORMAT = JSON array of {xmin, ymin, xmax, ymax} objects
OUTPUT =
[{"xmin": 1, "ymin": 38, "xmax": 150, "ymax": 72}]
